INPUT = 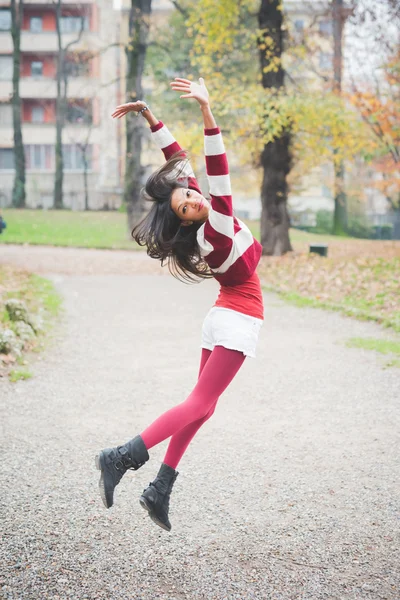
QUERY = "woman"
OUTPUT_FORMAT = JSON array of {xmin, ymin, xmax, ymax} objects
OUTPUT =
[{"xmin": 96, "ymin": 77, "xmax": 264, "ymax": 532}]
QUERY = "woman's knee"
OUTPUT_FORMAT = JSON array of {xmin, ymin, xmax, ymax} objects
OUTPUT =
[
  {"xmin": 204, "ymin": 402, "xmax": 217, "ymax": 420},
  {"xmin": 188, "ymin": 397, "xmax": 215, "ymax": 421}
]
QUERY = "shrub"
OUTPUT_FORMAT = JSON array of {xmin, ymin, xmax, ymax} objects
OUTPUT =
[
  {"xmin": 347, "ymin": 216, "xmax": 374, "ymax": 239},
  {"xmin": 315, "ymin": 210, "xmax": 333, "ymax": 234}
]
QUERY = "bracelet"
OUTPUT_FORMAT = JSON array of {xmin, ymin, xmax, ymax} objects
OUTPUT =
[{"xmin": 136, "ymin": 105, "xmax": 149, "ymax": 117}]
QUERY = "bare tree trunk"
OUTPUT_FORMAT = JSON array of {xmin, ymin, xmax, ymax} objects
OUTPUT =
[
  {"xmin": 54, "ymin": 0, "xmax": 65, "ymax": 209},
  {"xmin": 258, "ymin": 0, "xmax": 292, "ymax": 255},
  {"xmin": 54, "ymin": 5, "xmax": 86, "ymax": 209},
  {"xmin": 332, "ymin": 0, "xmax": 347, "ymax": 234},
  {"xmin": 124, "ymin": 0, "xmax": 152, "ymax": 233},
  {"xmin": 83, "ymin": 152, "xmax": 89, "ymax": 210},
  {"xmin": 10, "ymin": 0, "xmax": 25, "ymax": 208}
]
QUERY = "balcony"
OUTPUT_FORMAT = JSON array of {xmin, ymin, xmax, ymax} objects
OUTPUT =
[
  {"xmin": 24, "ymin": 123, "xmax": 100, "ymax": 144},
  {"xmin": 0, "ymin": 123, "xmax": 100, "ymax": 145},
  {"xmin": 22, "ymin": 31, "xmax": 98, "ymax": 53},
  {"xmin": 0, "ymin": 30, "xmax": 98, "ymax": 53},
  {"xmin": 0, "ymin": 77, "xmax": 96, "ymax": 100}
]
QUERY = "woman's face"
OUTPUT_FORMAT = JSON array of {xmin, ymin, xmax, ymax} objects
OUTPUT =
[{"xmin": 170, "ymin": 187, "xmax": 210, "ymax": 225}]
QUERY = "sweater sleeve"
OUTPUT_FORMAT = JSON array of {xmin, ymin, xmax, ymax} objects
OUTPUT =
[
  {"xmin": 204, "ymin": 126, "xmax": 233, "ymax": 219},
  {"xmin": 150, "ymin": 121, "xmax": 201, "ymax": 192},
  {"xmin": 199, "ymin": 127, "xmax": 236, "ymax": 265},
  {"xmin": 196, "ymin": 127, "xmax": 262, "ymax": 284}
]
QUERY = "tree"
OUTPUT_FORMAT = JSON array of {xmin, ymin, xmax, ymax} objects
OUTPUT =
[
  {"xmin": 10, "ymin": 0, "xmax": 25, "ymax": 208},
  {"xmin": 258, "ymin": 0, "xmax": 292, "ymax": 255},
  {"xmin": 332, "ymin": 0, "xmax": 348, "ymax": 235},
  {"xmin": 124, "ymin": 0, "xmax": 152, "ymax": 232},
  {"xmin": 74, "ymin": 118, "xmax": 93, "ymax": 211},
  {"xmin": 183, "ymin": 0, "xmax": 292, "ymax": 254},
  {"xmin": 149, "ymin": 0, "xmax": 377, "ymax": 248},
  {"xmin": 54, "ymin": 0, "xmax": 86, "ymax": 209}
]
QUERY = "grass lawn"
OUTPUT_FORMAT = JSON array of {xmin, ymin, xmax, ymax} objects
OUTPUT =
[
  {"xmin": 0, "ymin": 209, "xmax": 136, "ymax": 250},
  {"xmin": 0, "ymin": 208, "xmax": 362, "ymax": 251},
  {"xmin": 1, "ymin": 208, "xmax": 399, "ymax": 333}
]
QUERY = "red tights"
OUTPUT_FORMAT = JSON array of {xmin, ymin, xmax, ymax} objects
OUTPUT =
[{"xmin": 140, "ymin": 346, "xmax": 245, "ymax": 469}]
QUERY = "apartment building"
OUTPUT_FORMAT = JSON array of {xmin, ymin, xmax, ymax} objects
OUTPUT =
[{"xmin": 0, "ymin": 0, "xmax": 123, "ymax": 209}]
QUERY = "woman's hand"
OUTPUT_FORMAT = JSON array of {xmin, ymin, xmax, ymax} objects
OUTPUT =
[
  {"xmin": 170, "ymin": 77, "xmax": 210, "ymax": 108},
  {"xmin": 111, "ymin": 101, "xmax": 147, "ymax": 119}
]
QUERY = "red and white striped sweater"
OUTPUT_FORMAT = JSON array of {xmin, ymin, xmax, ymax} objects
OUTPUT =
[{"xmin": 150, "ymin": 121, "xmax": 262, "ymax": 287}]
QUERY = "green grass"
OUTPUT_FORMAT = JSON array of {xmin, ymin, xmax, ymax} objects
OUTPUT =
[
  {"xmin": 1, "ymin": 209, "xmax": 350, "ymax": 251},
  {"xmin": 9, "ymin": 369, "xmax": 33, "ymax": 382},
  {"xmin": 0, "ymin": 209, "xmax": 137, "ymax": 250},
  {"xmin": 346, "ymin": 337, "xmax": 400, "ymax": 369},
  {"xmin": 29, "ymin": 274, "xmax": 63, "ymax": 317},
  {"xmin": 266, "ymin": 289, "xmax": 400, "ymax": 333},
  {"xmin": 346, "ymin": 337, "xmax": 400, "ymax": 356},
  {"xmin": 0, "ymin": 265, "xmax": 63, "ymax": 381}
]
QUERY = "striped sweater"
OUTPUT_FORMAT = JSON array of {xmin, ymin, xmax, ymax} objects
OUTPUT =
[{"xmin": 150, "ymin": 121, "xmax": 262, "ymax": 286}]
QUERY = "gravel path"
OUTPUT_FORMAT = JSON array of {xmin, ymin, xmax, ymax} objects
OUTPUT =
[{"xmin": 1, "ymin": 245, "xmax": 399, "ymax": 600}]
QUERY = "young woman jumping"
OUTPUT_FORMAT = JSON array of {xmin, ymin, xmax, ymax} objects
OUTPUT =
[{"xmin": 95, "ymin": 77, "xmax": 264, "ymax": 532}]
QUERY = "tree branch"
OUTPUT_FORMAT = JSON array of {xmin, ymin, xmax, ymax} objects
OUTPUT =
[{"xmin": 170, "ymin": 0, "xmax": 188, "ymax": 17}]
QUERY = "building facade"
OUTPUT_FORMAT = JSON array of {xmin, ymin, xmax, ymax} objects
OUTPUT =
[{"xmin": 0, "ymin": 0, "xmax": 123, "ymax": 209}]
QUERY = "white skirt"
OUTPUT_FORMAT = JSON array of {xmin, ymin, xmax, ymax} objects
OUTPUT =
[{"xmin": 201, "ymin": 307, "xmax": 263, "ymax": 358}]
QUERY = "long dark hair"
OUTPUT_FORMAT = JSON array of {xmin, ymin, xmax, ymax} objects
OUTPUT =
[{"xmin": 132, "ymin": 151, "xmax": 212, "ymax": 283}]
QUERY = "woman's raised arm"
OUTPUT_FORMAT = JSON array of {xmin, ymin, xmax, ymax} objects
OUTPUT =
[
  {"xmin": 171, "ymin": 77, "xmax": 233, "ymax": 219},
  {"xmin": 112, "ymin": 99, "xmax": 200, "ymax": 189},
  {"xmin": 112, "ymin": 101, "xmax": 159, "ymax": 128}
]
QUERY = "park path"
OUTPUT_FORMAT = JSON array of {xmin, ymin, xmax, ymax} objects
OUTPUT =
[{"xmin": 0, "ymin": 245, "xmax": 399, "ymax": 600}]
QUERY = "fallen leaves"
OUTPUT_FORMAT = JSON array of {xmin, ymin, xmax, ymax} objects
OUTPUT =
[{"xmin": 258, "ymin": 239, "xmax": 400, "ymax": 331}]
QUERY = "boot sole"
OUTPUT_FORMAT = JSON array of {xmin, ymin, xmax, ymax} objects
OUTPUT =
[
  {"xmin": 95, "ymin": 453, "xmax": 112, "ymax": 509},
  {"xmin": 139, "ymin": 496, "xmax": 171, "ymax": 532}
]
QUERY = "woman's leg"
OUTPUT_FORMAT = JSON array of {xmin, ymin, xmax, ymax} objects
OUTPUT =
[
  {"xmin": 163, "ymin": 401, "xmax": 217, "ymax": 469},
  {"xmin": 163, "ymin": 348, "xmax": 215, "ymax": 469},
  {"xmin": 140, "ymin": 346, "xmax": 245, "ymax": 451},
  {"xmin": 197, "ymin": 347, "xmax": 213, "ymax": 379}
]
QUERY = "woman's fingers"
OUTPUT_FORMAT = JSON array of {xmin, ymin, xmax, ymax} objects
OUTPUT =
[
  {"xmin": 171, "ymin": 87, "xmax": 191, "ymax": 94},
  {"xmin": 111, "ymin": 109, "xmax": 130, "ymax": 118},
  {"xmin": 170, "ymin": 82, "xmax": 190, "ymax": 89},
  {"xmin": 174, "ymin": 77, "xmax": 192, "ymax": 84},
  {"xmin": 180, "ymin": 94, "xmax": 194, "ymax": 99}
]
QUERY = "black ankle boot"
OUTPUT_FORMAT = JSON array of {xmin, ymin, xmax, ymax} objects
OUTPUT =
[
  {"xmin": 95, "ymin": 435, "xmax": 149, "ymax": 508},
  {"xmin": 139, "ymin": 463, "xmax": 179, "ymax": 532}
]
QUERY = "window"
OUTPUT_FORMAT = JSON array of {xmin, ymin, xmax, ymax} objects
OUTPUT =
[
  {"xmin": 0, "ymin": 56, "xmax": 13, "ymax": 81},
  {"xmin": 62, "ymin": 58, "xmax": 90, "ymax": 78},
  {"xmin": 294, "ymin": 19, "xmax": 304, "ymax": 32},
  {"xmin": 30, "ymin": 17, "xmax": 43, "ymax": 33},
  {"xmin": 22, "ymin": 144, "xmax": 92, "ymax": 170},
  {"xmin": 322, "ymin": 184, "xmax": 332, "ymax": 198},
  {"xmin": 31, "ymin": 106, "xmax": 45, "ymax": 123},
  {"xmin": 0, "ymin": 148, "xmax": 14, "ymax": 170},
  {"xmin": 31, "ymin": 61, "xmax": 43, "ymax": 77},
  {"xmin": 319, "ymin": 52, "xmax": 333, "ymax": 70},
  {"xmin": 0, "ymin": 9, "xmax": 11, "ymax": 30},
  {"xmin": 319, "ymin": 20, "xmax": 333, "ymax": 35},
  {"xmin": 0, "ymin": 105, "xmax": 12, "ymax": 126},
  {"xmin": 25, "ymin": 145, "xmax": 54, "ymax": 170},
  {"xmin": 60, "ymin": 16, "xmax": 89, "ymax": 33},
  {"xmin": 66, "ymin": 103, "xmax": 92, "ymax": 124},
  {"xmin": 63, "ymin": 144, "xmax": 92, "ymax": 170}
]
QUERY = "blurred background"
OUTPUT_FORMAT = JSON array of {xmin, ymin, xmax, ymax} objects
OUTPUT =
[{"xmin": 0, "ymin": 0, "xmax": 399, "ymax": 248}]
